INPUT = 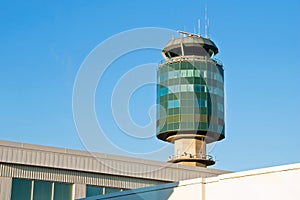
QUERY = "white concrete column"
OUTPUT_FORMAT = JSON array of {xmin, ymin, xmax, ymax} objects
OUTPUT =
[
  {"xmin": 0, "ymin": 177, "xmax": 12, "ymax": 200},
  {"xmin": 74, "ymin": 183, "xmax": 86, "ymax": 199}
]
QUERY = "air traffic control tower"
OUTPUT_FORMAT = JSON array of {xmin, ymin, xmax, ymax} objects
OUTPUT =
[{"xmin": 156, "ymin": 31, "xmax": 225, "ymax": 167}]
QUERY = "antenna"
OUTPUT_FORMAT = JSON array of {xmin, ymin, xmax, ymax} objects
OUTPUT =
[
  {"xmin": 198, "ymin": 19, "xmax": 201, "ymax": 35},
  {"xmin": 207, "ymin": 18, "xmax": 210, "ymax": 38},
  {"xmin": 205, "ymin": 4, "xmax": 209, "ymax": 38}
]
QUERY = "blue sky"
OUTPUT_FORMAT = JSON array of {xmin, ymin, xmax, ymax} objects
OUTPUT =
[{"xmin": 0, "ymin": 0, "xmax": 299, "ymax": 171}]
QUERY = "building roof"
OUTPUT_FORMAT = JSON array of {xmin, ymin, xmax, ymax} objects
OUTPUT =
[
  {"xmin": 0, "ymin": 140, "xmax": 229, "ymax": 182},
  {"xmin": 162, "ymin": 36, "xmax": 219, "ymax": 57}
]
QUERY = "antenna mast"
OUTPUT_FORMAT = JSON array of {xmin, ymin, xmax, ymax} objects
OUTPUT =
[
  {"xmin": 205, "ymin": 4, "xmax": 209, "ymax": 38},
  {"xmin": 198, "ymin": 19, "xmax": 201, "ymax": 35}
]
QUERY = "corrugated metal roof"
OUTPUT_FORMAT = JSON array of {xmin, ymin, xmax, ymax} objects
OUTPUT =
[{"xmin": 0, "ymin": 140, "xmax": 229, "ymax": 182}]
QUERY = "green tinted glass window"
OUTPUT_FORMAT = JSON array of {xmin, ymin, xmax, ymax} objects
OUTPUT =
[
  {"xmin": 168, "ymin": 99, "xmax": 180, "ymax": 109},
  {"xmin": 105, "ymin": 187, "xmax": 122, "ymax": 194},
  {"xmin": 158, "ymin": 60, "xmax": 224, "ymax": 136},
  {"xmin": 33, "ymin": 180, "xmax": 52, "ymax": 200},
  {"xmin": 174, "ymin": 122, "xmax": 180, "ymax": 129},
  {"xmin": 11, "ymin": 178, "xmax": 32, "ymax": 200},
  {"xmin": 86, "ymin": 185, "xmax": 104, "ymax": 197},
  {"xmin": 54, "ymin": 182, "xmax": 72, "ymax": 200}
]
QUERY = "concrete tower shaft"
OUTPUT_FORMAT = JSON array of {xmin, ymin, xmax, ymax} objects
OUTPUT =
[{"xmin": 156, "ymin": 33, "xmax": 225, "ymax": 167}]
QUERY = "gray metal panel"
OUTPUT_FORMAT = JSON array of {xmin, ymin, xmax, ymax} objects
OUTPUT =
[
  {"xmin": 0, "ymin": 163, "xmax": 166, "ymax": 189},
  {"xmin": 0, "ymin": 140, "xmax": 229, "ymax": 182}
]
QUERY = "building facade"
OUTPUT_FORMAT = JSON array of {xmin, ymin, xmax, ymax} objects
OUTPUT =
[
  {"xmin": 81, "ymin": 163, "xmax": 300, "ymax": 200},
  {"xmin": 0, "ymin": 140, "xmax": 228, "ymax": 200}
]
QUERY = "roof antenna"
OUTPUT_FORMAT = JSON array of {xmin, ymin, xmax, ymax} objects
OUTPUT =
[
  {"xmin": 205, "ymin": 4, "xmax": 209, "ymax": 38},
  {"xmin": 207, "ymin": 18, "xmax": 210, "ymax": 38},
  {"xmin": 198, "ymin": 19, "xmax": 201, "ymax": 36}
]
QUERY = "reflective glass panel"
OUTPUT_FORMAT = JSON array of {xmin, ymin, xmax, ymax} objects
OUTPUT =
[
  {"xmin": 105, "ymin": 187, "xmax": 122, "ymax": 194},
  {"xmin": 54, "ymin": 182, "xmax": 72, "ymax": 200},
  {"xmin": 33, "ymin": 180, "xmax": 52, "ymax": 200},
  {"xmin": 11, "ymin": 178, "xmax": 32, "ymax": 200},
  {"xmin": 86, "ymin": 185, "xmax": 104, "ymax": 197}
]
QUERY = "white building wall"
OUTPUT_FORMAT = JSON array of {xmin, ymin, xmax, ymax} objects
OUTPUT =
[
  {"xmin": 0, "ymin": 177, "xmax": 12, "ymax": 200},
  {"xmin": 167, "ymin": 179, "xmax": 203, "ymax": 200},
  {"xmin": 74, "ymin": 184, "xmax": 86, "ymax": 199},
  {"xmin": 83, "ymin": 163, "xmax": 300, "ymax": 200},
  {"xmin": 206, "ymin": 163, "xmax": 300, "ymax": 200}
]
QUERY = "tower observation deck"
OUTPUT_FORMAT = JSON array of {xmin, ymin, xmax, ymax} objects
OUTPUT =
[{"xmin": 156, "ymin": 31, "xmax": 225, "ymax": 167}]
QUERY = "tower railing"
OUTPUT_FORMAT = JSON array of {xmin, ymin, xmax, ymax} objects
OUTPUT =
[
  {"xmin": 159, "ymin": 55, "xmax": 223, "ymax": 68},
  {"xmin": 168, "ymin": 153, "xmax": 214, "ymax": 161}
]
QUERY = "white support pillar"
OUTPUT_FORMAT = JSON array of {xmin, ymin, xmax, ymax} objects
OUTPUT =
[
  {"xmin": 0, "ymin": 177, "xmax": 12, "ymax": 200},
  {"xmin": 74, "ymin": 183, "xmax": 86, "ymax": 199}
]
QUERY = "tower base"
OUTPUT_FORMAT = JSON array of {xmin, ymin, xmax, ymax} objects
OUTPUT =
[{"xmin": 167, "ymin": 134, "xmax": 215, "ymax": 167}]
